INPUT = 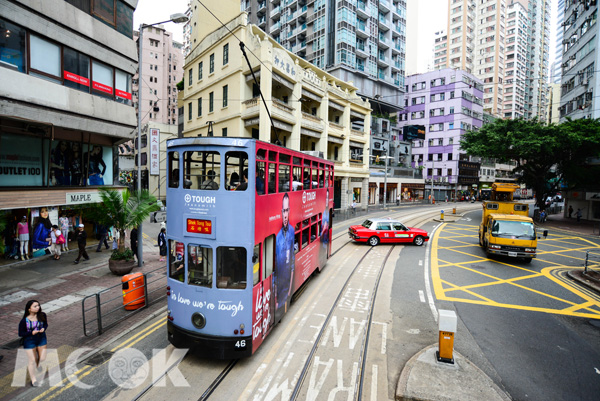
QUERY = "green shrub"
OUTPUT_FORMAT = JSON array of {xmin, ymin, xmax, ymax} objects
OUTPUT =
[{"xmin": 110, "ymin": 248, "xmax": 135, "ymax": 261}]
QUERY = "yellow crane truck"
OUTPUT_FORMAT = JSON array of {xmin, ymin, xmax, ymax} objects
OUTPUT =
[{"xmin": 479, "ymin": 183, "xmax": 547, "ymax": 263}]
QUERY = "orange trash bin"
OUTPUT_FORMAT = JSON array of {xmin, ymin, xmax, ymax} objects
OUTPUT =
[{"xmin": 122, "ymin": 272, "xmax": 145, "ymax": 310}]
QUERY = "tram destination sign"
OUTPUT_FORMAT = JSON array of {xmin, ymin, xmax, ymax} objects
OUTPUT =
[{"xmin": 187, "ymin": 218, "xmax": 212, "ymax": 234}]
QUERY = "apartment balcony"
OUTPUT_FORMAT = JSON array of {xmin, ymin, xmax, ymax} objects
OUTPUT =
[
  {"xmin": 257, "ymin": 1, "xmax": 266, "ymax": 15},
  {"xmin": 378, "ymin": 70, "xmax": 386, "ymax": 80},
  {"xmin": 377, "ymin": 55, "xmax": 389, "ymax": 67},
  {"xmin": 350, "ymin": 128, "xmax": 366, "ymax": 139},
  {"xmin": 391, "ymin": 42, "xmax": 401, "ymax": 54},
  {"xmin": 379, "ymin": 0, "xmax": 391, "ymax": 14},
  {"xmin": 270, "ymin": 6, "xmax": 281, "ymax": 18},
  {"xmin": 357, "ymin": 1, "xmax": 369, "ymax": 18},
  {"xmin": 391, "ymin": 60, "xmax": 401, "ymax": 71},
  {"xmin": 272, "ymin": 98, "xmax": 296, "ymax": 124},
  {"xmin": 356, "ymin": 23, "xmax": 369, "ymax": 38},
  {"xmin": 328, "ymin": 121, "xmax": 345, "ymax": 137},
  {"xmin": 356, "ymin": 44, "xmax": 368, "ymax": 58},
  {"xmin": 301, "ymin": 112, "xmax": 324, "ymax": 132},
  {"xmin": 258, "ymin": 16, "xmax": 267, "ymax": 28},
  {"xmin": 270, "ymin": 21, "xmax": 281, "ymax": 34},
  {"xmin": 242, "ymin": 97, "xmax": 260, "ymax": 119},
  {"xmin": 378, "ymin": 35, "xmax": 389, "ymax": 49},
  {"xmin": 356, "ymin": 63, "xmax": 367, "ymax": 74},
  {"xmin": 378, "ymin": 16, "xmax": 390, "ymax": 31}
]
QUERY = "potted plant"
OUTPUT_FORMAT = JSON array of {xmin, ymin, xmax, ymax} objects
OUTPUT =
[{"xmin": 89, "ymin": 188, "xmax": 160, "ymax": 275}]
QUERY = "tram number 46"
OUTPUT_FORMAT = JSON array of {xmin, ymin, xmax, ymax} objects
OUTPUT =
[{"xmin": 235, "ymin": 340, "xmax": 247, "ymax": 349}]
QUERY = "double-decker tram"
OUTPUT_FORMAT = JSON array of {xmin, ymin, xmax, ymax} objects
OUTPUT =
[{"xmin": 165, "ymin": 137, "xmax": 334, "ymax": 359}]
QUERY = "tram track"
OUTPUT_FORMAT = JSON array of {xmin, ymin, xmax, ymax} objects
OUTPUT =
[{"xmin": 289, "ymin": 245, "xmax": 394, "ymax": 400}]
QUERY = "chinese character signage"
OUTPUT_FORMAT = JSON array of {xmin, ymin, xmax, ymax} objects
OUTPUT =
[
  {"xmin": 149, "ymin": 128, "xmax": 160, "ymax": 176},
  {"xmin": 187, "ymin": 219, "xmax": 212, "ymax": 235}
]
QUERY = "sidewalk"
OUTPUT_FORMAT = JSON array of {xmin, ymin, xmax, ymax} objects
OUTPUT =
[{"xmin": 0, "ymin": 236, "xmax": 166, "ymax": 400}]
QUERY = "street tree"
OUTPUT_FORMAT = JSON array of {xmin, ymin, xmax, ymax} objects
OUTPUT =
[
  {"xmin": 460, "ymin": 118, "xmax": 600, "ymax": 209},
  {"xmin": 88, "ymin": 188, "xmax": 160, "ymax": 254}
]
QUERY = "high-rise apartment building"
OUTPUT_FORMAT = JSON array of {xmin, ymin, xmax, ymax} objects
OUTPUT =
[
  {"xmin": 559, "ymin": 0, "xmax": 598, "ymax": 121},
  {"xmin": 434, "ymin": 0, "xmax": 549, "ymax": 120},
  {"xmin": 433, "ymin": 30, "xmax": 448, "ymax": 70},
  {"xmin": 133, "ymin": 27, "xmax": 184, "ymax": 126},
  {"xmin": 551, "ymin": 0, "xmax": 565, "ymax": 84},
  {"xmin": 504, "ymin": 0, "xmax": 529, "ymax": 119},
  {"xmin": 244, "ymin": 0, "xmax": 406, "ymax": 106}
]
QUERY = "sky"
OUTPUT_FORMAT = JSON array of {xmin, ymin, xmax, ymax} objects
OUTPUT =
[
  {"xmin": 134, "ymin": 0, "xmax": 559, "ymax": 75},
  {"xmin": 133, "ymin": 0, "xmax": 190, "ymax": 43}
]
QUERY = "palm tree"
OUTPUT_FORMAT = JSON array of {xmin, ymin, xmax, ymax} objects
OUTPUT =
[{"xmin": 89, "ymin": 188, "xmax": 160, "ymax": 254}]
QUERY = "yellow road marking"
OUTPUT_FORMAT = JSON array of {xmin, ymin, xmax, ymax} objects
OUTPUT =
[
  {"xmin": 34, "ymin": 316, "xmax": 167, "ymax": 401},
  {"xmin": 432, "ymin": 224, "xmax": 600, "ymax": 319}
]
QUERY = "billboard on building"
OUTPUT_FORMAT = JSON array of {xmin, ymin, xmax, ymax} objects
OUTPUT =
[{"xmin": 402, "ymin": 125, "xmax": 425, "ymax": 141}]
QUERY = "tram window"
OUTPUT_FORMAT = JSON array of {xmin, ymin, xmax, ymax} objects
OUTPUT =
[
  {"xmin": 311, "ymin": 223, "xmax": 318, "ymax": 242},
  {"xmin": 293, "ymin": 156, "xmax": 301, "ymax": 165},
  {"xmin": 302, "ymin": 167, "xmax": 310, "ymax": 189},
  {"xmin": 225, "ymin": 151, "xmax": 248, "ymax": 190},
  {"xmin": 169, "ymin": 240, "xmax": 185, "ymax": 282},
  {"xmin": 256, "ymin": 161, "xmax": 265, "ymax": 195},
  {"xmin": 257, "ymin": 148, "xmax": 267, "ymax": 160},
  {"xmin": 188, "ymin": 245, "xmax": 213, "ymax": 288},
  {"xmin": 292, "ymin": 166, "xmax": 303, "ymax": 191},
  {"xmin": 312, "ymin": 168, "xmax": 318, "ymax": 189},
  {"xmin": 253, "ymin": 244, "xmax": 260, "ymax": 285},
  {"xmin": 294, "ymin": 232, "xmax": 300, "ymax": 254},
  {"xmin": 302, "ymin": 228, "xmax": 309, "ymax": 248},
  {"xmin": 279, "ymin": 165, "xmax": 290, "ymax": 192},
  {"xmin": 319, "ymin": 169, "xmax": 325, "ymax": 188},
  {"xmin": 268, "ymin": 151, "xmax": 277, "ymax": 162},
  {"xmin": 183, "ymin": 151, "xmax": 220, "ymax": 190},
  {"xmin": 216, "ymin": 247, "xmax": 247, "ymax": 289},
  {"xmin": 263, "ymin": 235, "xmax": 274, "ymax": 279},
  {"xmin": 280, "ymin": 154, "xmax": 290, "ymax": 164},
  {"xmin": 325, "ymin": 169, "xmax": 330, "ymax": 188},
  {"xmin": 168, "ymin": 152, "xmax": 180, "ymax": 188},
  {"xmin": 268, "ymin": 163, "xmax": 277, "ymax": 194}
]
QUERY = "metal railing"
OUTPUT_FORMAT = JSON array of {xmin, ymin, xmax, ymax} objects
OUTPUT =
[{"xmin": 82, "ymin": 266, "xmax": 166, "ymax": 336}]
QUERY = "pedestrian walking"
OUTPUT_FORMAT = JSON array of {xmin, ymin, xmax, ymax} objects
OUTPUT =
[
  {"xmin": 158, "ymin": 227, "xmax": 167, "ymax": 262},
  {"xmin": 539, "ymin": 210, "xmax": 546, "ymax": 223},
  {"xmin": 568, "ymin": 205, "xmax": 573, "ymax": 218},
  {"xmin": 396, "ymin": 194, "xmax": 400, "ymax": 206},
  {"xmin": 131, "ymin": 227, "xmax": 139, "ymax": 262},
  {"xmin": 96, "ymin": 224, "xmax": 109, "ymax": 252},
  {"xmin": 576, "ymin": 208, "xmax": 582, "ymax": 222},
  {"xmin": 73, "ymin": 224, "xmax": 89, "ymax": 264},
  {"xmin": 18, "ymin": 300, "xmax": 48, "ymax": 387},
  {"xmin": 58, "ymin": 214, "xmax": 69, "ymax": 252},
  {"xmin": 16, "ymin": 216, "xmax": 30, "ymax": 260},
  {"xmin": 48, "ymin": 225, "xmax": 63, "ymax": 260},
  {"xmin": 111, "ymin": 228, "xmax": 119, "ymax": 250}
]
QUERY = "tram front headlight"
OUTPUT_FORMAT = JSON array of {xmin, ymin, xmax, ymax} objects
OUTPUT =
[{"xmin": 191, "ymin": 312, "xmax": 206, "ymax": 329}]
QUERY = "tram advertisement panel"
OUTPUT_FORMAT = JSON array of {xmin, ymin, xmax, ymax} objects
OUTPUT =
[{"xmin": 254, "ymin": 188, "xmax": 332, "ymax": 305}]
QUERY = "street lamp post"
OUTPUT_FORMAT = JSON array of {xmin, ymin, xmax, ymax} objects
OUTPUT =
[
  {"xmin": 383, "ymin": 144, "xmax": 389, "ymax": 209},
  {"xmin": 136, "ymin": 13, "xmax": 188, "ymax": 267}
]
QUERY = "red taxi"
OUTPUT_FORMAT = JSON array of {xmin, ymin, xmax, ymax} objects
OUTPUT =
[{"xmin": 348, "ymin": 218, "xmax": 429, "ymax": 246}]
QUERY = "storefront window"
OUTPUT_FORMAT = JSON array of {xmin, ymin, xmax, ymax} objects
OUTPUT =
[
  {"xmin": 84, "ymin": 144, "xmax": 113, "ymax": 186},
  {"xmin": 353, "ymin": 188, "xmax": 361, "ymax": 203},
  {"xmin": 63, "ymin": 48, "xmax": 90, "ymax": 92},
  {"xmin": 29, "ymin": 34, "xmax": 61, "ymax": 83},
  {"xmin": 0, "ymin": 134, "xmax": 44, "ymax": 187},
  {"xmin": 0, "ymin": 18, "xmax": 26, "ymax": 72}
]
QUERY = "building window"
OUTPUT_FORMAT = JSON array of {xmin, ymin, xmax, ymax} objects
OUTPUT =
[
  {"xmin": 63, "ymin": 47, "xmax": 90, "ymax": 93},
  {"xmin": 449, "ymin": 122, "xmax": 454, "ymax": 129},
  {"xmin": 198, "ymin": 97, "xmax": 202, "ymax": 117},
  {"xmin": 115, "ymin": 69, "xmax": 132, "ymax": 105},
  {"xmin": 198, "ymin": 61, "xmax": 203, "ymax": 80},
  {"xmin": 209, "ymin": 91, "xmax": 214, "ymax": 112},
  {"xmin": 209, "ymin": 53, "xmax": 214, "ymax": 73},
  {"xmin": 222, "ymin": 127, "xmax": 227, "ymax": 137},
  {"xmin": 91, "ymin": 60, "xmax": 114, "ymax": 99},
  {"xmin": 188, "ymin": 68, "xmax": 192, "ymax": 86},
  {"xmin": 188, "ymin": 102, "xmax": 192, "ymax": 120},
  {"xmin": 29, "ymin": 35, "xmax": 61, "ymax": 83},
  {"xmin": 223, "ymin": 43, "xmax": 229, "ymax": 65},
  {"xmin": 222, "ymin": 85, "xmax": 228, "ymax": 107},
  {"xmin": 0, "ymin": 18, "xmax": 26, "ymax": 72}
]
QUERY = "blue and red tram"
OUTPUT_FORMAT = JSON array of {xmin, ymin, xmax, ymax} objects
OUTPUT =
[{"xmin": 165, "ymin": 137, "xmax": 334, "ymax": 358}]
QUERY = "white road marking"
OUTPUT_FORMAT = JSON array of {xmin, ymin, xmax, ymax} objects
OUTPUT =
[
  {"xmin": 423, "ymin": 224, "xmax": 442, "ymax": 322},
  {"xmin": 419, "ymin": 290, "xmax": 425, "ymax": 303},
  {"xmin": 370, "ymin": 364, "xmax": 378, "ymax": 401}
]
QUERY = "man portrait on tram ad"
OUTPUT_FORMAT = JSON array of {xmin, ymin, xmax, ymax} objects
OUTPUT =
[
  {"xmin": 321, "ymin": 188, "xmax": 330, "ymax": 252},
  {"xmin": 275, "ymin": 193, "xmax": 295, "ymax": 315}
]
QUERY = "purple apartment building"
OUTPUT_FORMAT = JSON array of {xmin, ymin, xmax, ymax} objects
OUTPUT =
[{"xmin": 399, "ymin": 68, "xmax": 484, "ymax": 200}]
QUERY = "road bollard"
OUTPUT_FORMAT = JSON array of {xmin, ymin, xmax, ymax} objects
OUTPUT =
[
  {"xmin": 436, "ymin": 309, "xmax": 457, "ymax": 364},
  {"xmin": 452, "ymin": 207, "xmax": 456, "ymax": 214},
  {"xmin": 440, "ymin": 210, "xmax": 444, "ymax": 220}
]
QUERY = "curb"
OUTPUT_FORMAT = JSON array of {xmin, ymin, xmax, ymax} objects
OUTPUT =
[{"xmin": 566, "ymin": 270, "xmax": 600, "ymax": 293}]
